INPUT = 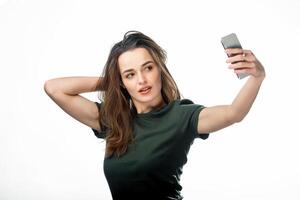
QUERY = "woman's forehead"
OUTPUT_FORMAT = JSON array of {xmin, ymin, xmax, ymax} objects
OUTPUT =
[{"xmin": 118, "ymin": 48, "xmax": 154, "ymax": 71}]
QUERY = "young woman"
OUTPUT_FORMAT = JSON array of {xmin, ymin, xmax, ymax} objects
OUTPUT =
[{"xmin": 44, "ymin": 31, "xmax": 265, "ymax": 200}]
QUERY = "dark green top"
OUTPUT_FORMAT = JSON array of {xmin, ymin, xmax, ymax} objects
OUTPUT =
[{"xmin": 92, "ymin": 99, "xmax": 209, "ymax": 200}]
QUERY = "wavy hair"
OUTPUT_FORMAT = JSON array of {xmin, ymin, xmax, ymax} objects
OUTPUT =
[{"xmin": 96, "ymin": 31, "xmax": 181, "ymax": 158}]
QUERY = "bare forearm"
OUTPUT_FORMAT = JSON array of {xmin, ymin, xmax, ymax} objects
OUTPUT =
[
  {"xmin": 44, "ymin": 76, "xmax": 103, "ymax": 95},
  {"xmin": 197, "ymin": 49, "xmax": 266, "ymax": 133},
  {"xmin": 231, "ymin": 76, "xmax": 265, "ymax": 121}
]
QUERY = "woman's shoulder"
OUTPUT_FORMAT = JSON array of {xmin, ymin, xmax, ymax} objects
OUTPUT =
[
  {"xmin": 173, "ymin": 98, "xmax": 205, "ymax": 112},
  {"xmin": 177, "ymin": 98, "xmax": 195, "ymax": 105},
  {"xmin": 173, "ymin": 98, "xmax": 199, "ymax": 107}
]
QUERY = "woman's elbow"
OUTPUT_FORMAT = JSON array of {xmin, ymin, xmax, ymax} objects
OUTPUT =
[
  {"xmin": 228, "ymin": 107, "xmax": 245, "ymax": 123},
  {"xmin": 44, "ymin": 80, "xmax": 60, "ymax": 96}
]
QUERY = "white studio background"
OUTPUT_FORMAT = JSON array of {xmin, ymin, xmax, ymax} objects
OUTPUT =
[{"xmin": 0, "ymin": 0, "xmax": 299, "ymax": 199}]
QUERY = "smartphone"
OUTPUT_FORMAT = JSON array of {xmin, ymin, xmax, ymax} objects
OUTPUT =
[{"xmin": 221, "ymin": 33, "xmax": 249, "ymax": 79}]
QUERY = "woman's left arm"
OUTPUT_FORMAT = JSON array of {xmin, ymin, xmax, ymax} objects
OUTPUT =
[{"xmin": 197, "ymin": 48, "xmax": 266, "ymax": 134}]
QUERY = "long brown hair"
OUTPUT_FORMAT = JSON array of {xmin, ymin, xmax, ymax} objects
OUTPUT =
[{"xmin": 96, "ymin": 31, "xmax": 181, "ymax": 158}]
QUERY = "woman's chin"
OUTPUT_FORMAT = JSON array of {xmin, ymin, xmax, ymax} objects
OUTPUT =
[{"xmin": 133, "ymin": 93, "xmax": 159, "ymax": 104}]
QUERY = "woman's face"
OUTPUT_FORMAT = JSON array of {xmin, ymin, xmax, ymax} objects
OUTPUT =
[{"xmin": 118, "ymin": 47, "xmax": 163, "ymax": 108}]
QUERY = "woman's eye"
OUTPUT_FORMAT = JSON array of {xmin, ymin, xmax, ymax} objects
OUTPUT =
[
  {"xmin": 146, "ymin": 66, "xmax": 153, "ymax": 71},
  {"xmin": 126, "ymin": 73, "xmax": 134, "ymax": 79}
]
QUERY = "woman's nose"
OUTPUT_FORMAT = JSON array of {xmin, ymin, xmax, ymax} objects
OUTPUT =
[{"xmin": 137, "ymin": 72, "xmax": 147, "ymax": 84}]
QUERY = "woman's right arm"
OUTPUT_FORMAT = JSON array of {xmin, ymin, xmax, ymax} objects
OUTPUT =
[{"xmin": 44, "ymin": 76, "xmax": 103, "ymax": 131}]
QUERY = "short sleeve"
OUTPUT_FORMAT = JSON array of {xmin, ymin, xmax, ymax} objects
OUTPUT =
[
  {"xmin": 191, "ymin": 105, "xmax": 210, "ymax": 140},
  {"xmin": 180, "ymin": 99, "xmax": 210, "ymax": 140},
  {"xmin": 91, "ymin": 102, "xmax": 107, "ymax": 139}
]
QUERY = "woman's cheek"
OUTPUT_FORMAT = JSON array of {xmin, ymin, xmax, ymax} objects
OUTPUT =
[{"xmin": 126, "ymin": 81, "xmax": 136, "ymax": 95}]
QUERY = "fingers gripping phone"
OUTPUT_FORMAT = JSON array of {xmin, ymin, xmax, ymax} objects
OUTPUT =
[{"xmin": 221, "ymin": 33, "xmax": 249, "ymax": 79}]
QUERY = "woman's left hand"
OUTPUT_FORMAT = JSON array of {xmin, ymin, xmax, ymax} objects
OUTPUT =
[{"xmin": 225, "ymin": 48, "xmax": 266, "ymax": 79}]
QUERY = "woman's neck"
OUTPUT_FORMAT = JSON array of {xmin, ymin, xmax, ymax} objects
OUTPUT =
[{"xmin": 134, "ymin": 95, "xmax": 166, "ymax": 114}]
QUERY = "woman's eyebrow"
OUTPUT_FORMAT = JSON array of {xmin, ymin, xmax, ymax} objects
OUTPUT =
[{"xmin": 122, "ymin": 61, "xmax": 154, "ymax": 74}]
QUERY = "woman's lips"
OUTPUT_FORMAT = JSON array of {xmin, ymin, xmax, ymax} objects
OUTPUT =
[{"xmin": 139, "ymin": 87, "xmax": 151, "ymax": 95}]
